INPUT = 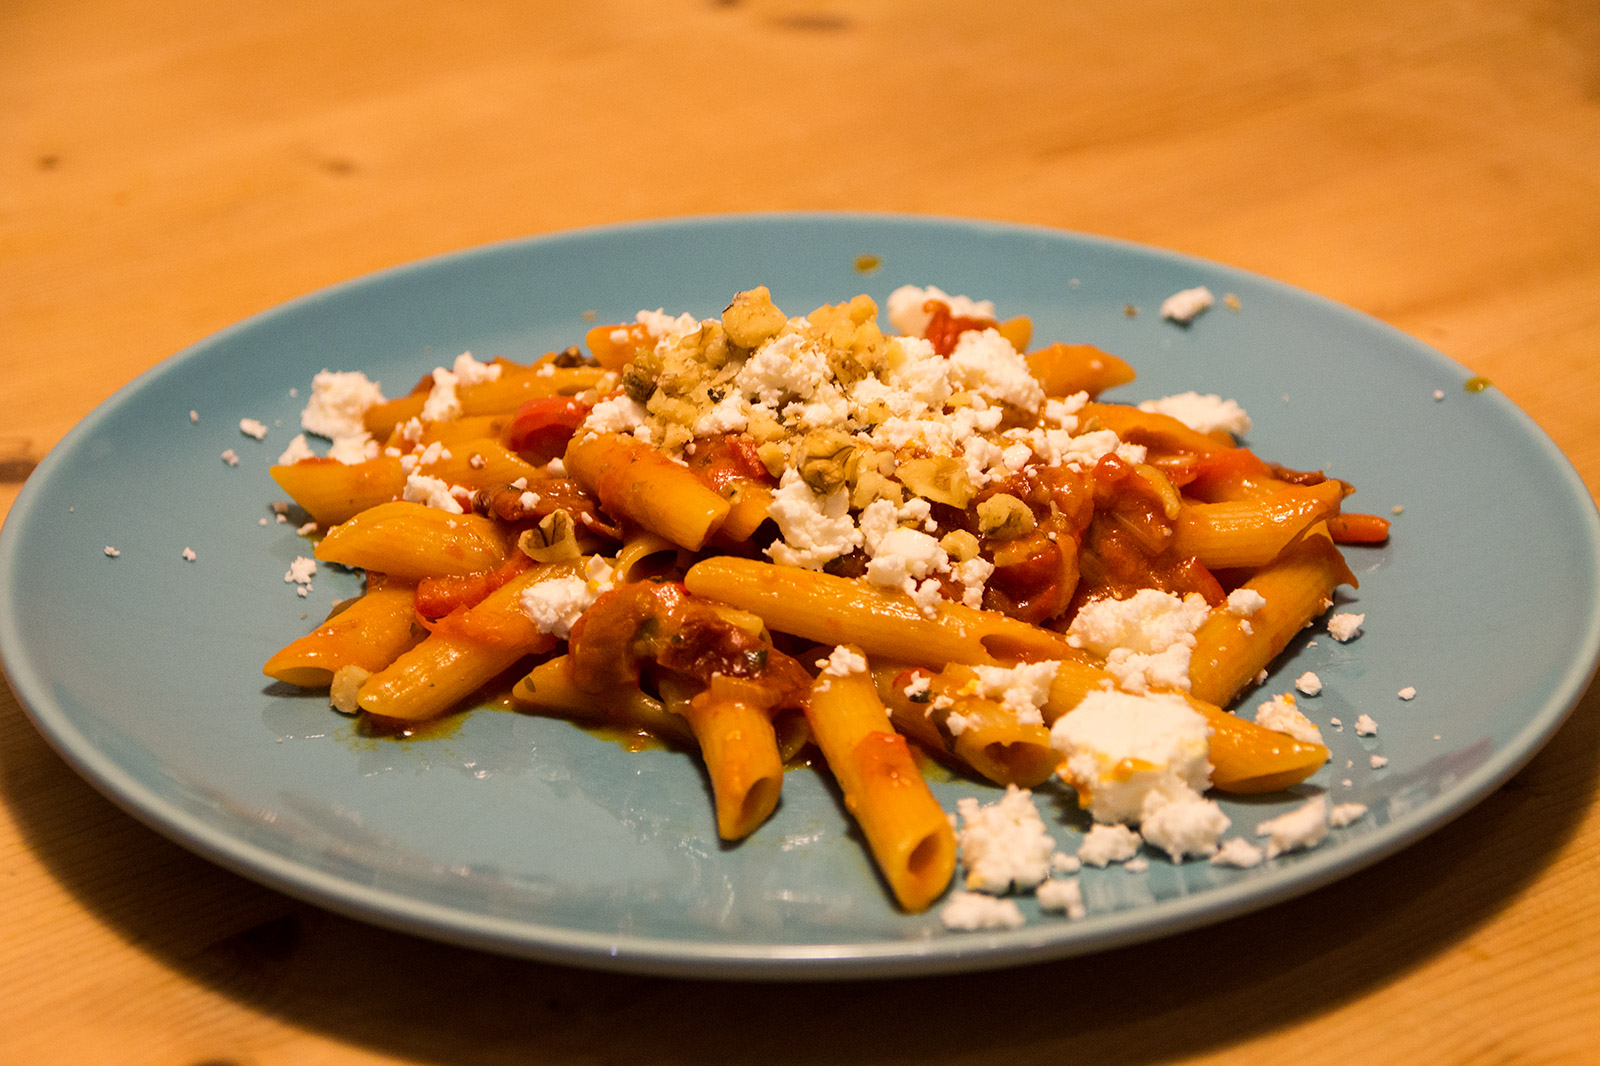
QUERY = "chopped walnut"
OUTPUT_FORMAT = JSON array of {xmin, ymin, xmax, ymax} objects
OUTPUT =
[
  {"xmin": 977, "ymin": 493, "xmax": 1036, "ymax": 539},
  {"xmin": 722, "ymin": 286, "xmax": 789, "ymax": 350}
]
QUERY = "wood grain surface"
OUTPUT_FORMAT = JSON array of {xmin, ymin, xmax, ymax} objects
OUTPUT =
[{"xmin": 3, "ymin": 2, "xmax": 1598, "ymax": 1063}]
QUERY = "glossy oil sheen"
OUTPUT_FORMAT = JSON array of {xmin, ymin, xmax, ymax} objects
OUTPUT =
[{"xmin": 2, "ymin": 214, "xmax": 1597, "ymax": 979}]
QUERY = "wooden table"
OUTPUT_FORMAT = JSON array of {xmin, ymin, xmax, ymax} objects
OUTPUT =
[{"xmin": 5, "ymin": 2, "xmax": 1598, "ymax": 1062}]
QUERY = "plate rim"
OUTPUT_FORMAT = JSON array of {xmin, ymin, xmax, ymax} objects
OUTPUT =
[{"xmin": 4, "ymin": 210, "xmax": 1599, "ymax": 979}]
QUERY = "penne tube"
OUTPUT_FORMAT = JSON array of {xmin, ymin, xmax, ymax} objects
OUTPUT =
[
  {"xmin": 1185, "ymin": 698, "xmax": 1331, "ymax": 794},
  {"xmin": 1026, "ymin": 343, "xmax": 1137, "ymax": 398},
  {"xmin": 683, "ymin": 557, "xmax": 1078, "ymax": 666},
  {"xmin": 809, "ymin": 658, "xmax": 956, "ymax": 912},
  {"xmin": 315, "ymin": 500, "xmax": 513, "ymax": 581},
  {"xmin": 566, "ymin": 432, "xmax": 730, "ymax": 550},
  {"xmin": 1188, "ymin": 531, "xmax": 1358, "ymax": 708},
  {"xmin": 270, "ymin": 456, "xmax": 406, "ymax": 527},
  {"xmin": 661, "ymin": 675, "xmax": 785, "ymax": 841},
  {"xmin": 417, "ymin": 414, "xmax": 512, "ymax": 446},
  {"xmin": 424, "ymin": 439, "xmax": 546, "ymax": 489},
  {"xmin": 356, "ymin": 564, "xmax": 567, "ymax": 720},
  {"xmin": 364, "ymin": 366, "xmax": 606, "ymax": 438},
  {"xmin": 874, "ymin": 665, "xmax": 1060, "ymax": 787},
  {"xmin": 264, "ymin": 583, "xmax": 422, "ymax": 687},
  {"xmin": 356, "ymin": 632, "xmax": 529, "ymax": 722},
  {"xmin": 1171, "ymin": 480, "xmax": 1346, "ymax": 569},
  {"xmin": 512, "ymin": 655, "xmax": 692, "ymax": 744}
]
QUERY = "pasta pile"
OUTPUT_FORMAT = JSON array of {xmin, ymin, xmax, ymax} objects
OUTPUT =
[{"xmin": 265, "ymin": 284, "xmax": 1387, "ymax": 913}]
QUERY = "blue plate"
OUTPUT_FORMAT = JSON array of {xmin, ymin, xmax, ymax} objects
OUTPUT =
[{"xmin": 4, "ymin": 214, "xmax": 1598, "ymax": 978}]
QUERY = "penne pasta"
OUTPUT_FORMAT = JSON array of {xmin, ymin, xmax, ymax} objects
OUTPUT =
[
  {"xmin": 315, "ymin": 500, "xmax": 513, "ymax": 581},
  {"xmin": 808, "ymin": 655, "xmax": 957, "ymax": 912},
  {"xmin": 683, "ymin": 557, "xmax": 1078, "ymax": 667},
  {"xmin": 263, "ymin": 582, "xmax": 422, "ymax": 687}
]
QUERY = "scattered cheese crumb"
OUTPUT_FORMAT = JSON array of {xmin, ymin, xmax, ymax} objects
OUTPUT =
[
  {"xmin": 284, "ymin": 556, "xmax": 316, "ymax": 586},
  {"xmin": 1256, "ymin": 796, "xmax": 1329, "ymax": 858},
  {"xmin": 1433, "ymin": 389, "xmax": 1445, "ymax": 401},
  {"xmin": 1327, "ymin": 612, "xmax": 1364, "ymax": 642},
  {"xmin": 1035, "ymin": 878, "xmax": 1086, "ymax": 919},
  {"xmin": 1354, "ymin": 714, "xmax": 1378, "ymax": 737},
  {"xmin": 1160, "ymin": 285, "xmax": 1215, "ymax": 324},
  {"xmin": 820, "ymin": 645, "xmax": 868, "ymax": 677},
  {"xmin": 1398, "ymin": 686, "xmax": 1417, "ymax": 700},
  {"xmin": 239, "ymin": 418, "xmax": 269, "ymax": 440},
  {"xmin": 1254, "ymin": 693, "xmax": 1323, "ymax": 745},
  {"xmin": 221, "ymin": 449, "xmax": 240, "ymax": 467},
  {"xmin": 181, "ymin": 547, "xmax": 197, "ymax": 562},
  {"xmin": 103, "ymin": 546, "xmax": 121, "ymax": 558},
  {"xmin": 954, "ymin": 785, "xmax": 1056, "ymax": 893},
  {"xmin": 1210, "ymin": 837, "xmax": 1265, "ymax": 868},
  {"xmin": 189, "ymin": 410, "xmax": 199, "ymax": 424},
  {"xmin": 940, "ymin": 891, "xmax": 1025, "ymax": 931},
  {"xmin": 1294, "ymin": 671, "xmax": 1323, "ymax": 697},
  {"xmin": 1226, "ymin": 588, "xmax": 1267, "ymax": 616},
  {"xmin": 1370, "ymin": 754, "xmax": 1389, "ymax": 769},
  {"xmin": 1078, "ymin": 823, "xmax": 1143, "ymax": 867},
  {"xmin": 1328, "ymin": 802, "xmax": 1368, "ymax": 828}
]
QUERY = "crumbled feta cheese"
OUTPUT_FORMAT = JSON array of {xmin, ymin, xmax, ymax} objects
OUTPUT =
[
  {"xmin": 1354, "ymin": 714, "xmax": 1378, "ymax": 736},
  {"xmin": 239, "ymin": 417, "xmax": 268, "ymax": 440},
  {"xmin": 103, "ymin": 545, "xmax": 121, "ymax": 558},
  {"xmin": 1328, "ymin": 802, "xmax": 1368, "ymax": 827},
  {"xmin": 1294, "ymin": 671, "xmax": 1323, "ymax": 697},
  {"xmin": 1225, "ymin": 588, "xmax": 1267, "ymax": 617},
  {"xmin": 277, "ymin": 434, "xmax": 317, "ymax": 465},
  {"xmin": 301, "ymin": 370, "xmax": 385, "ymax": 441},
  {"xmin": 1124, "ymin": 858, "xmax": 1150, "ymax": 873},
  {"xmin": 820, "ymin": 646, "xmax": 868, "ymax": 677},
  {"xmin": 1035, "ymin": 878, "xmax": 1086, "ymax": 919},
  {"xmin": 945, "ymin": 710, "xmax": 976, "ymax": 737},
  {"xmin": 1209, "ymin": 837, "xmax": 1266, "ymax": 868},
  {"xmin": 1327, "ymin": 612, "xmax": 1364, "ymax": 642},
  {"xmin": 940, "ymin": 891, "xmax": 1025, "ymax": 932},
  {"xmin": 1139, "ymin": 788, "xmax": 1231, "ymax": 862},
  {"xmin": 954, "ymin": 786, "xmax": 1057, "ymax": 894},
  {"xmin": 284, "ymin": 556, "xmax": 316, "ymax": 586},
  {"xmin": 969, "ymin": 662, "xmax": 1059, "ymax": 725},
  {"xmin": 1078, "ymin": 823, "xmax": 1143, "ymax": 867},
  {"xmin": 1052, "ymin": 689, "xmax": 1212, "ymax": 824},
  {"xmin": 764, "ymin": 470, "xmax": 861, "ymax": 569},
  {"xmin": 1065, "ymin": 589, "xmax": 1210, "ymax": 693},
  {"xmin": 1138, "ymin": 392, "xmax": 1252, "ymax": 436},
  {"xmin": 520, "ymin": 557, "xmax": 616, "ymax": 639},
  {"xmin": 403, "ymin": 473, "xmax": 466, "ymax": 514},
  {"xmin": 1160, "ymin": 286, "xmax": 1215, "ymax": 324},
  {"xmin": 1256, "ymin": 795, "xmax": 1329, "ymax": 858},
  {"xmin": 181, "ymin": 547, "xmax": 197, "ymax": 562},
  {"xmin": 189, "ymin": 410, "xmax": 199, "ymax": 424},
  {"xmin": 1255, "ymin": 693, "xmax": 1323, "ymax": 745},
  {"xmin": 1050, "ymin": 852, "xmax": 1081, "ymax": 874},
  {"xmin": 1398, "ymin": 686, "xmax": 1417, "ymax": 701},
  {"xmin": 221, "ymin": 448, "xmax": 240, "ymax": 467},
  {"xmin": 1370, "ymin": 754, "xmax": 1389, "ymax": 769},
  {"xmin": 947, "ymin": 329, "xmax": 1044, "ymax": 413},
  {"xmin": 887, "ymin": 284, "xmax": 995, "ymax": 338}
]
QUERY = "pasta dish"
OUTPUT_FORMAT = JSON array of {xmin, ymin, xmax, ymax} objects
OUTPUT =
[{"xmin": 263, "ymin": 284, "xmax": 1387, "ymax": 922}]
